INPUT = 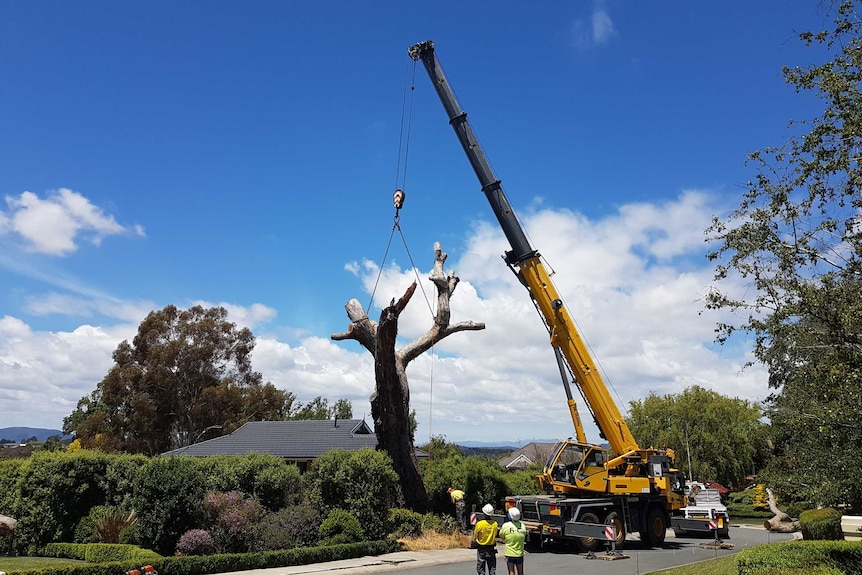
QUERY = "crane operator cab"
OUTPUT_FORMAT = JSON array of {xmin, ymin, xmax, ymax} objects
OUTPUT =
[{"xmin": 544, "ymin": 441, "xmax": 610, "ymax": 493}]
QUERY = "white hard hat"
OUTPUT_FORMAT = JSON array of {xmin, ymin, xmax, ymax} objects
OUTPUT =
[
  {"xmin": 508, "ymin": 507, "xmax": 521, "ymax": 521},
  {"xmin": 483, "ymin": 504, "xmax": 494, "ymax": 515}
]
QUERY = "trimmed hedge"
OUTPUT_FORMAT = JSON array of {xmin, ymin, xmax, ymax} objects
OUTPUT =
[
  {"xmin": 737, "ymin": 540, "xmax": 862, "ymax": 575},
  {"xmin": 43, "ymin": 543, "xmax": 163, "ymax": 563},
  {"xmin": 800, "ymin": 508, "xmax": 844, "ymax": 541},
  {"xmin": 20, "ymin": 540, "xmax": 400, "ymax": 575}
]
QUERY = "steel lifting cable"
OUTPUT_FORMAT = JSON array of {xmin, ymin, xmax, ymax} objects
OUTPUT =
[
  {"xmin": 369, "ymin": 57, "xmax": 435, "ymax": 314},
  {"xmin": 367, "ymin": 57, "xmax": 438, "ymax": 481}
]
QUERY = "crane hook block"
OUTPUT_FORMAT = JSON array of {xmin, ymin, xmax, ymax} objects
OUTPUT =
[{"xmin": 393, "ymin": 189, "xmax": 406, "ymax": 210}]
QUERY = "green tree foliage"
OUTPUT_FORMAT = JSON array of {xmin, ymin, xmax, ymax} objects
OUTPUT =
[
  {"xmin": 1, "ymin": 450, "xmax": 306, "ymax": 555},
  {"xmin": 307, "ymin": 448, "xmax": 398, "ymax": 540},
  {"xmin": 725, "ymin": 490, "xmax": 775, "ymax": 519},
  {"xmin": 291, "ymin": 396, "xmax": 354, "ymax": 420},
  {"xmin": 130, "ymin": 456, "xmax": 207, "ymax": 555},
  {"xmin": 331, "ymin": 398, "xmax": 353, "ymax": 419},
  {"xmin": 65, "ymin": 305, "xmax": 289, "ymax": 455},
  {"xmin": 626, "ymin": 386, "xmax": 767, "ymax": 488},
  {"xmin": 8, "ymin": 450, "xmax": 113, "ymax": 553},
  {"xmin": 419, "ymin": 435, "xmax": 463, "ymax": 460},
  {"xmin": 418, "ymin": 436, "xmax": 515, "ymax": 516},
  {"xmin": 103, "ymin": 453, "xmax": 150, "ymax": 509},
  {"xmin": 318, "ymin": 509, "xmax": 365, "ymax": 546},
  {"xmin": 194, "ymin": 453, "xmax": 302, "ymax": 511},
  {"xmin": 705, "ymin": 2, "xmax": 862, "ymax": 511},
  {"xmin": 501, "ymin": 465, "xmax": 546, "ymax": 499},
  {"xmin": 293, "ymin": 396, "xmax": 331, "ymax": 420},
  {"xmin": 387, "ymin": 508, "xmax": 423, "ymax": 538},
  {"xmin": 0, "ymin": 459, "xmax": 25, "ymax": 514}
]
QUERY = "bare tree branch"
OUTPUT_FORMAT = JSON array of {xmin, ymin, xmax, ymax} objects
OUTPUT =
[{"xmin": 330, "ymin": 242, "xmax": 484, "ymax": 511}]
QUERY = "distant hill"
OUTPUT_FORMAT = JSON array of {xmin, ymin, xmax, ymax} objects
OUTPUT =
[
  {"xmin": 458, "ymin": 439, "xmax": 559, "ymax": 448},
  {"xmin": 456, "ymin": 440, "xmax": 558, "ymax": 460},
  {"xmin": 0, "ymin": 427, "xmax": 65, "ymax": 443}
]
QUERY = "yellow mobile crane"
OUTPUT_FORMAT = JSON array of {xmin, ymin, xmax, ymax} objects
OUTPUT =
[{"xmin": 409, "ymin": 40, "xmax": 685, "ymax": 550}]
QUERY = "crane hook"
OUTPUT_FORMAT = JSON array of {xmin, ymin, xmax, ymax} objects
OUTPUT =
[{"xmin": 393, "ymin": 189, "xmax": 406, "ymax": 210}]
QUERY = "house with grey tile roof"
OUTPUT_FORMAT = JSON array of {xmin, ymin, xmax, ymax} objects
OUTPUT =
[
  {"xmin": 161, "ymin": 418, "xmax": 379, "ymax": 472},
  {"xmin": 162, "ymin": 418, "xmax": 428, "ymax": 471},
  {"xmin": 497, "ymin": 442, "xmax": 556, "ymax": 470}
]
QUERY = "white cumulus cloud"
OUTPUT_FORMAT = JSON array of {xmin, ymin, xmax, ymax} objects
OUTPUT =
[
  {"xmin": 0, "ymin": 193, "xmax": 768, "ymax": 445},
  {"xmin": 1, "ymin": 188, "xmax": 145, "ymax": 256}
]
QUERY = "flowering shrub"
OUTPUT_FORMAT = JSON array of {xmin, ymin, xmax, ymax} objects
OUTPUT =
[
  {"xmin": 176, "ymin": 529, "xmax": 216, "ymax": 556},
  {"xmin": 252, "ymin": 505, "xmax": 322, "ymax": 551},
  {"xmin": 204, "ymin": 490, "xmax": 263, "ymax": 553}
]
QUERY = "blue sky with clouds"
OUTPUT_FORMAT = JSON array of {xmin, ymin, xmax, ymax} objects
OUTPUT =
[{"xmin": 0, "ymin": 0, "xmax": 827, "ymax": 443}]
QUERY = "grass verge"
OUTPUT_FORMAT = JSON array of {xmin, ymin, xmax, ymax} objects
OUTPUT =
[
  {"xmin": 0, "ymin": 556, "xmax": 85, "ymax": 572},
  {"xmin": 645, "ymin": 554, "xmax": 737, "ymax": 575}
]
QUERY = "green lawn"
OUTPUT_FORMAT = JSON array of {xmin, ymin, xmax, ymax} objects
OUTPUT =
[
  {"xmin": 646, "ymin": 554, "xmax": 737, "ymax": 575},
  {"xmin": 0, "ymin": 556, "xmax": 85, "ymax": 572}
]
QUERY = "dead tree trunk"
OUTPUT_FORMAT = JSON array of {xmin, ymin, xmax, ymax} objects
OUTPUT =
[
  {"xmin": 763, "ymin": 487, "xmax": 801, "ymax": 532},
  {"xmin": 332, "ymin": 242, "xmax": 485, "ymax": 512}
]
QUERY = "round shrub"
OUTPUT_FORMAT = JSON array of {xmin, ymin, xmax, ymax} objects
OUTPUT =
[
  {"xmin": 800, "ymin": 508, "xmax": 843, "ymax": 540},
  {"xmin": 319, "ymin": 509, "xmax": 365, "ymax": 546},
  {"xmin": 307, "ymin": 448, "xmax": 398, "ymax": 540},
  {"xmin": 254, "ymin": 464, "xmax": 302, "ymax": 511},
  {"xmin": 176, "ymin": 529, "xmax": 216, "ymax": 556},
  {"xmin": 131, "ymin": 456, "xmax": 207, "ymax": 556},
  {"xmin": 388, "ymin": 508, "xmax": 423, "ymax": 538},
  {"xmin": 251, "ymin": 505, "xmax": 322, "ymax": 551}
]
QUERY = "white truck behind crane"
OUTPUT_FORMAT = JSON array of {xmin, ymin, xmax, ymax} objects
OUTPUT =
[{"xmin": 671, "ymin": 482, "xmax": 730, "ymax": 539}]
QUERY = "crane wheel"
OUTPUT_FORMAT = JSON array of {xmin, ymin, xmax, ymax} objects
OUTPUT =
[
  {"xmin": 639, "ymin": 506, "xmax": 667, "ymax": 547},
  {"xmin": 575, "ymin": 512, "xmax": 600, "ymax": 553},
  {"xmin": 604, "ymin": 510, "xmax": 626, "ymax": 549}
]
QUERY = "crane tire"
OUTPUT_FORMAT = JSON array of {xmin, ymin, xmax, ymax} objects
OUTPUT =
[
  {"xmin": 604, "ymin": 510, "xmax": 626, "ymax": 549},
  {"xmin": 639, "ymin": 506, "xmax": 667, "ymax": 547},
  {"xmin": 575, "ymin": 512, "xmax": 600, "ymax": 553}
]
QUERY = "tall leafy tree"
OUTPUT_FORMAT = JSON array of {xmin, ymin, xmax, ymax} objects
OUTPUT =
[
  {"xmin": 706, "ymin": 1, "xmax": 862, "ymax": 510},
  {"xmin": 292, "ymin": 396, "xmax": 331, "ymax": 420},
  {"xmin": 331, "ymin": 398, "xmax": 353, "ymax": 419},
  {"xmin": 64, "ymin": 305, "xmax": 288, "ymax": 455},
  {"xmin": 626, "ymin": 386, "xmax": 768, "ymax": 488}
]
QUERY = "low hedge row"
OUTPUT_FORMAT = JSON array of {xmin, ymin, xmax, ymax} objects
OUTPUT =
[
  {"xmin": 800, "ymin": 508, "xmax": 844, "ymax": 541},
  {"xmin": 737, "ymin": 540, "xmax": 862, "ymax": 575},
  {"xmin": 20, "ymin": 540, "xmax": 400, "ymax": 575},
  {"xmin": 43, "ymin": 543, "xmax": 163, "ymax": 564}
]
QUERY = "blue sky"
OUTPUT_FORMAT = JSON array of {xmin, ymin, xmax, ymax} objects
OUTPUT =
[{"xmin": 1, "ymin": 0, "xmax": 826, "ymax": 444}]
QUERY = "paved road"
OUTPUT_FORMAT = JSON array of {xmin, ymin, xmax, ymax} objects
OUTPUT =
[{"xmin": 227, "ymin": 526, "xmax": 796, "ymax": 575}]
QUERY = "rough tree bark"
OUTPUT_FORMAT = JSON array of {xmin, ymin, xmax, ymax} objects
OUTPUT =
[
  {"xmin": 763, "ymin": 487, "xmax": 801, "ymax": 533},
  {"xmin": 332, "ymin": 242, "xmax": 485, "ymax": 511}
]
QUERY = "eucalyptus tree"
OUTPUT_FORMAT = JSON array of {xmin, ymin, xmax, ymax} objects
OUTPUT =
[{"xmin": 65, "ymin": 305, "xmax": 288, "ymax": 455}]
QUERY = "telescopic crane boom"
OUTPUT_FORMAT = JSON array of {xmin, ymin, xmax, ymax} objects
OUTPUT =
[
  {"xmin": 409, "ymin": 40, "xmax": 685, "ymax": 550},
  {"xmin": 408, "ymin": 39, "xmax": 638, "ymax": 458}
]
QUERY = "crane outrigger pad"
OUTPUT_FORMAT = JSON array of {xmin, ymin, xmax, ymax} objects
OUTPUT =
[{"xmin": 565, "ymin": 521, "xmax": 629, "ymax": 560}]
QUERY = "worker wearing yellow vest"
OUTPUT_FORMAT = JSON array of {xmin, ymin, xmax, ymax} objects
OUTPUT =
[
  {"xmin": 448, "ymin": 487, "xmax": 466, "ymax": 531},
  {"xmin": 472, "ymin": 503, "xmax": 499, "ymax": 575}
]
